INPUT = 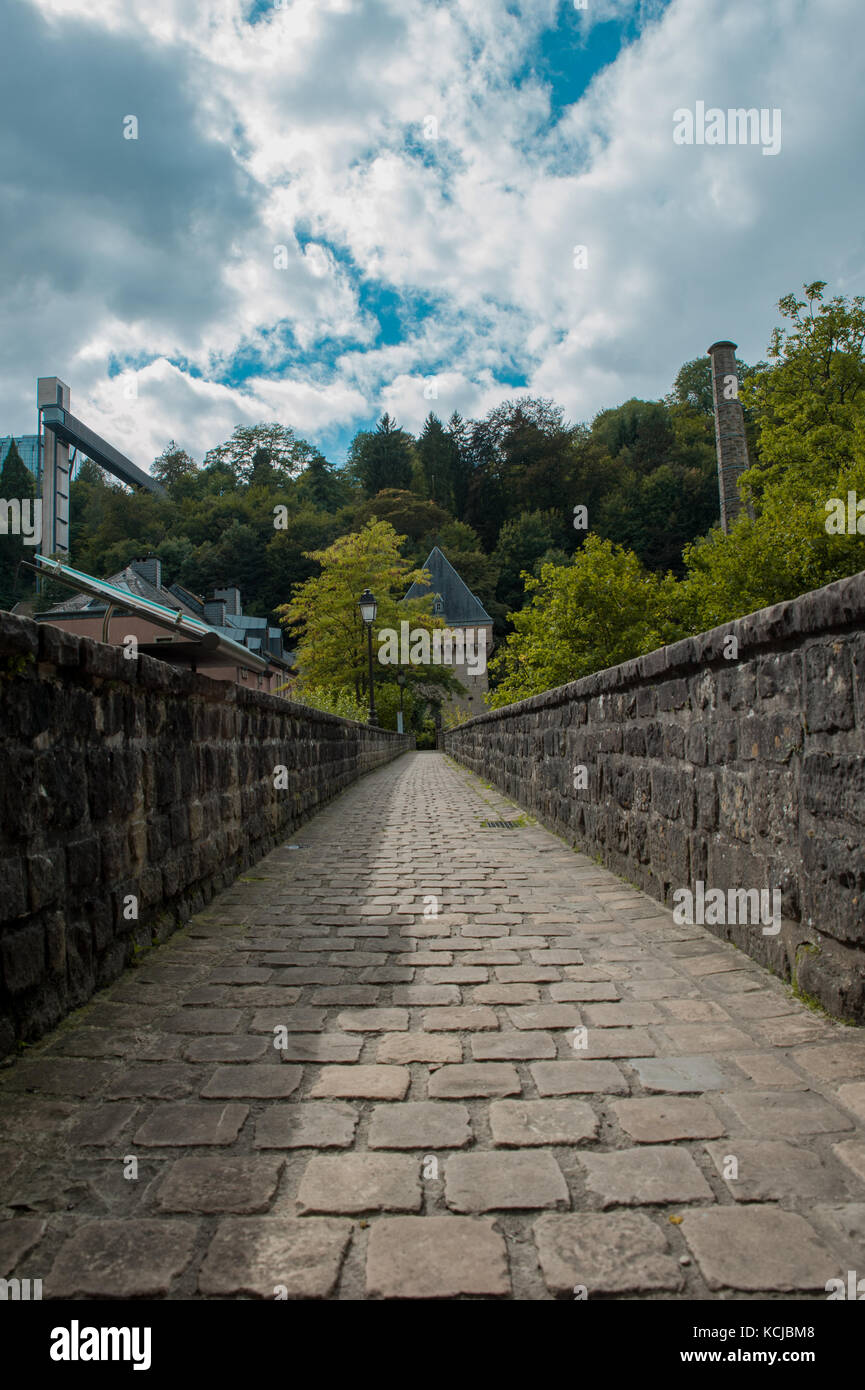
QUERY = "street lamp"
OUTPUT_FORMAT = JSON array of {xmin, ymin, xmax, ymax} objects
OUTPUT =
[
  {"xmin": 358, "ymin": 588, "xmax": 378, "ymax": 727},
  {"xmin": 396, "ymin": 667, "xmax": 406, "ymax": 735}
]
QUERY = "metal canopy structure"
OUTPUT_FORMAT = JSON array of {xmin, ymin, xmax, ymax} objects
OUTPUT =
[
  {"xmin": 27, "ymin": 554, "xmax": 271, "ymax": 674},
  {"xmin": 39, "ymin": 405, "xmax": 166, "ymax": 497}
]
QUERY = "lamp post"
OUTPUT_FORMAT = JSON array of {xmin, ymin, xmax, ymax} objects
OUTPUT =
[
  {"xmin": 358, "ymin": 588, "xmax": 378, "ymax": 727},
  {"xmin": 396, "ymin": 667, "xmax": 406, "ymax": 735}
]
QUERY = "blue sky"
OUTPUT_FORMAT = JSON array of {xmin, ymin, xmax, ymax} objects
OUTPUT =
[{"xmin": 2, "ymin": 0, "xmax": 863, "ymax": 469}]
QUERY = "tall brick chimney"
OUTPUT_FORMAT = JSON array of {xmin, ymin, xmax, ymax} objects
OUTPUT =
[{"xmin": 707, "ymin": 340, "xmax": 750, "ymax": 532}]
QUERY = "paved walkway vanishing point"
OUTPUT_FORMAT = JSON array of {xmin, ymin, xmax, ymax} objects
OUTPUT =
[{"xmin": 2, "ymin": 751, "xmax": 865, "ymax": 1301}]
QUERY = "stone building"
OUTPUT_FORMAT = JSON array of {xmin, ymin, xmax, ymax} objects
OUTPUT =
[{"xmin": 402, "ymin": 545, "xmax": 494, "ymax": 722}]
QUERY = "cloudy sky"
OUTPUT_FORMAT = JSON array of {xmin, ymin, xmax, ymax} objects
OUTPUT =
[{"xmin": 2, "ymin": 0, "xmax": 863, "ymax": 468}]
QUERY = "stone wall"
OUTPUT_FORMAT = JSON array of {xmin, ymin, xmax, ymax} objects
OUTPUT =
[
  {"xmin": 444, "ymin": 571, "xmax": 865, "ymax": 1022},
  {"xmin": 0, "ymin": 612, "xmax": 412, "ymax": 1055}
]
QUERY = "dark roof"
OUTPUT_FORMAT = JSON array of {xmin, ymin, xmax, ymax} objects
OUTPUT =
[
  {"xmin": 44, "ymin": 565, "xmax": 201, "ymax": 618},
  {"xmin": 403, "ymin": 546, "xmax": 492, "ymax": 626}
]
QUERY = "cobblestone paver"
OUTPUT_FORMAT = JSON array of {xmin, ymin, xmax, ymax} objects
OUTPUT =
[{"xmin": 2, "ymin": 751, "xmax": 864, "ymax": 1299}]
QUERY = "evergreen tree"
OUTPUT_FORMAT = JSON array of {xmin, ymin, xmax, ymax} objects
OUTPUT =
[
  {"xmin": 0, "ymin": 440, "xmax": 37, "ymax": 609},
  {"xmin": 352, "ymin": 414, "xmax": 415, "ymax": 495}
]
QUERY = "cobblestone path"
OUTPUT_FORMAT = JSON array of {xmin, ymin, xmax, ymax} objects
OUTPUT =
[{"xmin": 2, "ymin": 751, "xmax": 864, "ymax": 1300}]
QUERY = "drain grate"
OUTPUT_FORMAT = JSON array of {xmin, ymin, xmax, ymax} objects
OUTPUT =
[{"xmin": 480, "ymin": 820, "xmax": 521, "ymax": 828}]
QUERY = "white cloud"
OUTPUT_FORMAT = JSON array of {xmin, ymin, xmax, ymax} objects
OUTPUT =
[{"xmin": 2, "ymin": 0, "xmax": 864, "ymax": 470}]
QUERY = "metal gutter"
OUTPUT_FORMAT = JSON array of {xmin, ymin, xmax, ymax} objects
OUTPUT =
[{"xmin": 26, "ymin": 554, "xmax": 271, "ymax": 674}]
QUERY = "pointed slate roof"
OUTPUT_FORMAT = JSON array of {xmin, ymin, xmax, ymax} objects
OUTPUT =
[{"xmin": 403, "ymin": 546, "xmax": 492, "ymax": 627}]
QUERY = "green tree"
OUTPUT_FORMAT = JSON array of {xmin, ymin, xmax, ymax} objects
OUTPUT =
[
  {"xmin": 350, "ymin": 414, "xmax": 415, "ymax": 496},
  {"xmin": 294, "ymin": 453, "xmax": 355, "ymax": 512},
  {"xmin": 492, "ymin": 510, "xmax": 566, "ymax": 615},
  {"xmin": 204, "ymin": 423, "xmax": 315, "ymax": 486},
  {"xmin": 276, "ymin": 519, "xmax": 460, "ymax": 705},
  {"xmin": 487, "ymin": 534, "xmax": 684, "ymax": 708},
  {"xmin": 0, "ymin": 440, "xmax": 37, "ymax": 608},
  {"xmin": 152, "ymin": 441, "xmax": 199, "ymax": 493},
  {"xmin": 355, "ymin": 488, "xmax": 450, "ymax": 543},
  {"xmin": 741, "ymin": 281, "xmax": 865, "ymax": 502},
  {"xmin": 417, "ymin": 413, "xmax": 460, "ymax": 510}
]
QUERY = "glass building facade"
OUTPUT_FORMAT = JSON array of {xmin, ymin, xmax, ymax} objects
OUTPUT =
[{"xmin": 0, "ymin": 435, "xmax": 40, "ymax": 479}]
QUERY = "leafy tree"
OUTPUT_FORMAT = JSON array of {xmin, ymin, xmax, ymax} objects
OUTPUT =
[
  {"xmin": 669, "ymin": 357, "xmax": 717, "ymax": 417},
  {"xmin": 487, "ymin": 535, "xmax": 685, "ymax": 707},
  {"xmin": 355, "ymin": 488, "xmax": 450, "ymax": 542},
  {"xmin": 276, "ymin": 519, "xmax": 461, "ymax": 704},
  {"xmin": 152, "ymin": 441, "xmax": 199, "ymax": 493},
  {"xmin": 596, "ymin": 461, "xmax": 719, "ymax": 574},
  {"xmin": 493, "ymin": 510, "xmax": 565, "ymax": 615},
  {"xmin": 204, "ymin": 423, "xmax": 315, "ymax": 486},
  {"xmin": 741, "ymin": 281, "xmax": 865, "ymax": 503},
  {"xmin": 590, "ymin": 399, "xmax": 675, "ymax": 475}
]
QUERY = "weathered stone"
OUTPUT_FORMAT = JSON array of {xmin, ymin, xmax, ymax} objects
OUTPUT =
[
  {"xmin": 837, "ymin": 1082, "xmax": 865, "ymax": 1123},
  {"xmin": 296, "ymin": 1154, "xmax": 421, "ymax": 1213},
  {"xmin": 365, "ymin": 1217, "xmax": 510, "ymax": 1298},
  {"xmin": 308, "ymin": 1066, "xmax": 410, "ymax": 1100},
  {"xmin": 580, "ymin": 1146, "xmax": 714, "ymax": 1207},
  {"xmin": 133, "ymin": 1102, "xmax": 249, "ymax": 1147},
  {"xmin": 507, "ymin": 1004, "xmax": 582, "ymax": 1030},
  {"xmin": 392, "ymin": 985, "xmax": 460, "ymax": 1006},
  {"xmin": 579, "ymin": 1027, "xmax": 657, "ymax": 1058},
  {"xmin": 200, "ymin": 1065, "xmax": 302, "ymax": 1099},
  {"xmin": 274, "ymin": 1034, "xmax": 363, "ymax": 1063},
  {"xmin": 721, "ymin": 1089, "xmax": 855, "ymax": 1137},
  {"xmin": 661, "ymin": 1023, "xmax": 755, "ymax": 1053},
  {"xmin": 70, "ymin": 1103, "xmax": 139, "ymax": 1146},
  {"xmin": 164, "ymin": 1008, "xmax": 242, "ymax": 1035},
  {"xmin": 2, "ymin": 1059, "xmax": 116, "ymax": 1096},
  {"xmin": 472, "ymin": 983, "xmax": 540, "ymax": 1004},
  {"xmin": 832, "ymin": 1141, "xmax": 865, "ymax": 1184},
  {"xmin": 680, "ymin": 1206, "xmax": 836, "ymax": 1291},
  {"xmin": 445, "ymin": 1152, "xmax": 569, "ymax": 1212},
  {"xmin": 336, "ymin": 1008, "xmax": 409, "ymax": 1032},
  {"xmin": 729, "ymin": 1052, "xmax": 804, "ymax": 1087},
  {"xmin": 183, "ymin": 1036, "xmax": 269, "ymax": 1062},
  {"xmin": 255, "ymin": 1102, "xmax": 359, "ymax": 1149},
  {"xmin": 0, "ymin": 1218, "xmax": 46, "ymax": 1275},
  {"xmin": 490, "ymin": 1099, "xmax": 598, "ymax": 1146},
  {"xmin": 612, "ymin": 1096, "xmax": 725, "ymax": 1143},
  {"xmin": 158, "ymin": 1157, "xmax": 283, "ymax": 1213},
  {"xmin": 422, "ymin": 1006, "xmax": 499, "ymax": 1031},
  {"xmin": 549, "ymin": 981, "xmax": 621, "ymax": 1002},
  {"xmin": 534, "ymin": 1212, "xmax": 682, "ymax": 1297},
  {"xmin": 705, "ymin": 1140, "xmax": 852, "ymax": 1202},
  {"xmin": 104, "ymin": 1065, "xmax": 197, "ymax": 1100},
  {"xmin": 199, "ymin": 1217, "xmax": 351, "ymax": 1298},
  {"xmin": 368, "ymin": 1102, "xmax": 472, "ymax": 1150},
  {"xmin": 530, "ymin": 1060, "xmax": 629, "ymax": 1095},
  {"xmin": 428, "ymin": 1063, "xmax": 521, "ymax": 1099},
  {"xmin": 250, "ymin": 1008, "xmax": 326, "ymax": 1033},
  {"xmin": 628, "ymin": 1055, "xmax": 732, "ymax": 1092},
  {"xmin": 792, "ymin": 1044, "xmax": 865, "ymax": 1083},
  {"xmin": 375, "ymin": 1033, "xmax": 462, "ymax": 1065},
  {"xmin": 471, "ymin": 1030, "xmax": 556, "ymax": 1061},
  {"xmin": 583, "ymin": 1002, "xmax": 662, "ymax": 1027},
  {"xmin": 48, "ymin": 1219, "xmax": 198, "ymax": 1298}
]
